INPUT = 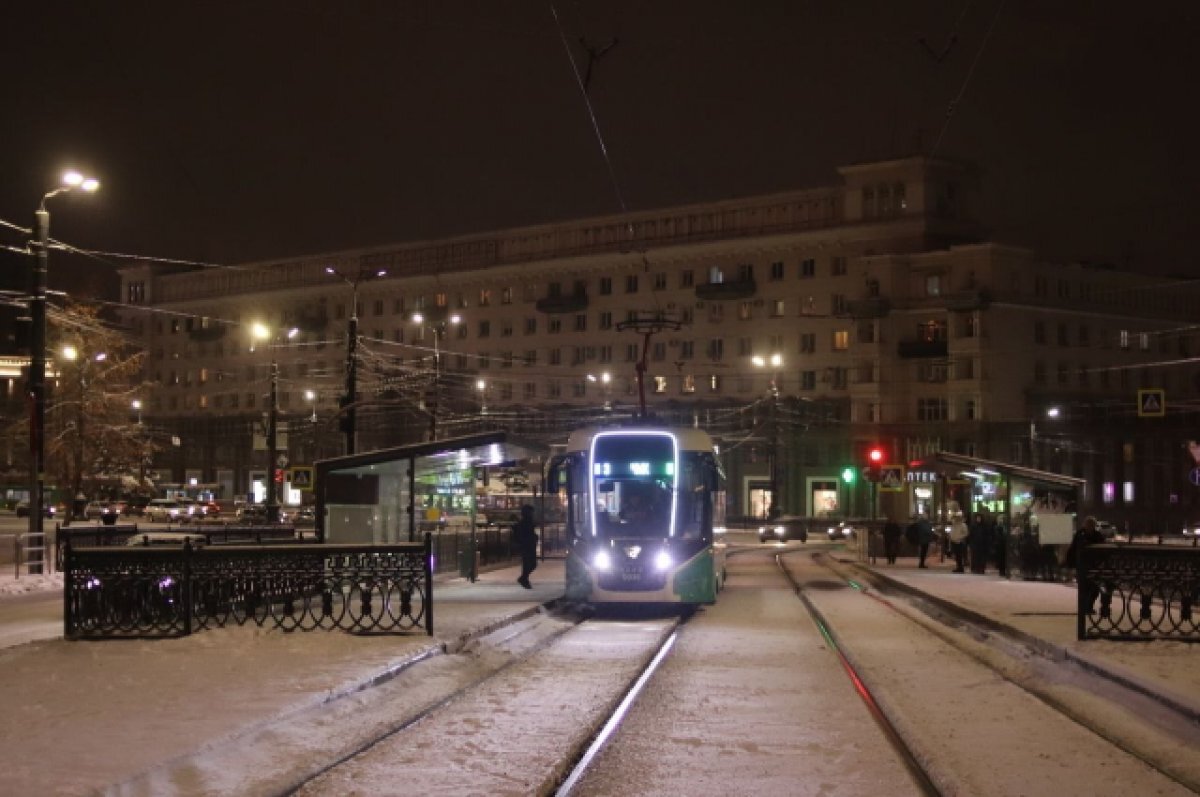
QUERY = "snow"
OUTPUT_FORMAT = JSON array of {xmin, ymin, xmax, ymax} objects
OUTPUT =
[
  {"xmin": 0, "ymin": 540, "xmax": 1197, "ymax": 795},
  {"xmin": 0, "ymin": 572, "xmax": 63, "ymax": 597}
]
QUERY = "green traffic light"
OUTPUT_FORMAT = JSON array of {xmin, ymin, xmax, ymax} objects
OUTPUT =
[{"xmin": 841, "ymin": 466, "xmax": 856, "ymax": 484}]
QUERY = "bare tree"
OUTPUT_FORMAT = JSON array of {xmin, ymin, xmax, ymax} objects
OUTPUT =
[{"xmin": 43, "ymin": 302, "xmax": 156, "ymax": 510}]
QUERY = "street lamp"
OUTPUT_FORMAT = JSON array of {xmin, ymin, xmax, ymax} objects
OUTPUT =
[
  {"xmin": 326, "ymin": 266, "xmax": 387, "ymax": 455},
  {"xmin": 252, "ymin": 323, "xmax": 298, "ymax": 523},
  {"xmin": 752, "ymin": 353, "xmax": 784, "ymax": 519},
  {"xmin": 412, "ymin": 311, "xmax": 462, "ymax": 440},
  {"xmin": 304, "ymin": 389, "xmax": 317, "ymax": 422},
  {"xmin": 588, "ymin": 371, "xmax": 613, "ymax": 411},
  {"xmin": 476, "ymin": 379, "xmax": 488, "ymax": 416},
  {"xmin": 27, "ymin": 170, "xmax": 99, "ymax": 571}
]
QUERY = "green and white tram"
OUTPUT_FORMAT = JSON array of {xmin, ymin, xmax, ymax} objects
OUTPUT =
[{"xmin": 551, "ymin": 426, "xmax": 727, "ymax": 604}]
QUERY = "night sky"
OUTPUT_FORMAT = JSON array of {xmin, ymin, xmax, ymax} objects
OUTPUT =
[{"xmin": 1, "ymin": 1, "xmax": 1196, "ymax": 302}]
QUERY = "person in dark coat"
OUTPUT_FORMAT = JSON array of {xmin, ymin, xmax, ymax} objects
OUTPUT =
[
  {"xmin": 968, "ymin": 512, "xmax": 992, "ymax": 574},
  {"xmin": 914, "ymin": 515, "xmax": 934, "ymax": 568},
  {"xmin": 513, "ymin": 504, "xmax": 539, "ymax": 589},
  {"xmin": 1066, "ymin": 515, "xmax": 1106, "ymax": 610},
  {"xmin": 882, "ymin": 517, "xmax": 902, "ymax": 565}
]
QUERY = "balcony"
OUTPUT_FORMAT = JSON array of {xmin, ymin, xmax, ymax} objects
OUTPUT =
[
  {"xmin": 944, "ymin": 289, "xmax": 992, "ymax": 312},
  {"xmin": 535, "ymin": 291, "xmax": 588, "ymax": 314},
  {"xmin": 898, "ymin": 339, "xmax": 948, "ymax": 358},
  {"xmin": 695, "ymin": 278, "xmax": 757, "ymax": 301},
  {"xmin": 845, "ymin": 297, "xmax": 891, "ymax": 319}
]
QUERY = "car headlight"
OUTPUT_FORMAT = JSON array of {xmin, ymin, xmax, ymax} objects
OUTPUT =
[
  {"xmin": 774, "ymin": 526, "xmax": 785, "ymax": 536},
  {"xmin": 654, "ymin": 550, "xmax": 673, "ymax": 571},
  {"xmin": 593, "ymin": 550, "xmax": 613, "ymax": 571}
]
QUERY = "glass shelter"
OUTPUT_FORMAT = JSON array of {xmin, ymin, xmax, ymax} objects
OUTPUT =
[{"xmin": 314, "ymin": 432, "xmax": 548, "ymax": 544}]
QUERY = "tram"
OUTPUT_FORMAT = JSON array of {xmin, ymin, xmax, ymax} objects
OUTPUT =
[{"xmin": 550, "ymin": 426, "xmax": 727, "ymax": 604}]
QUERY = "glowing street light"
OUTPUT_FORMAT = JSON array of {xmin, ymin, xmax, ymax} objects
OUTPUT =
[
  {"xmin": 411, "ymin": 311, "xmax": 463, "ymax": 440},
  {"xmin": 26, "ymin": 170, "xmax": 100, "ymax": 571},
  {"xmin": 252, "ymin": 324, "xmax": 298, "ymax": 523}
]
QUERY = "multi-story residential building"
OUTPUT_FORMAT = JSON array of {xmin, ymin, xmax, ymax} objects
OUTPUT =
[{"xmin": 117, "ymin": 156, "xmax": 1200, "ymax": 531}]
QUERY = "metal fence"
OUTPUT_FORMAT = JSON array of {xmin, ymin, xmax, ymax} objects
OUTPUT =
[
  {"xmin": 63, "ymin": 537, "xmax": 432, "ymax": 640},
  {"xmin": 1077, "ymin": 544, "xmax": 1200, "ymax": 641},
  {"xmin": 428, "ymin": 522, "xmax": 568, "ymax": 576}
]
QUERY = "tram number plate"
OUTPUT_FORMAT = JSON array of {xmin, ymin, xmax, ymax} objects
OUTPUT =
[{"xmin": 620, "ymin": 566, "xmax": 643, "ymax": 582}]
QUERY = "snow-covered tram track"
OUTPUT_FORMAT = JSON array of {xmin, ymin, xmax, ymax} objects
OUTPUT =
[
  {"xmin": 781, "ymin": 550, "xmax": 1200, "ymax": 796},
  {"xmin": 774, "ymin": 552, "xmax": 942, "ymax": 797}
]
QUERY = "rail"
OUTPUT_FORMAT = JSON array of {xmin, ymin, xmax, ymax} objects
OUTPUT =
[
  {"xmin": 63, "ymin": 536, "xmax": 433, "ymax": 639},
  {"xmin": 1077, "ymin": 543, "xmax": 1200, "ymax": 641}
]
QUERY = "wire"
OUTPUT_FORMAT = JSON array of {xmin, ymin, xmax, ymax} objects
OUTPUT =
[{"xmin": 930, "ymin": 0, "xmax": 1006, "ymax": 159}]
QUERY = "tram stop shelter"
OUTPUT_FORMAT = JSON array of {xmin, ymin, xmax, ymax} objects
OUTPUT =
[
  {"xmin": 918, "ymin": 452, "xmax": 1086, "ymax": 579},
  {"xmin": 313, "ymin": 431, "xmax": 549, "ymax": 545}
]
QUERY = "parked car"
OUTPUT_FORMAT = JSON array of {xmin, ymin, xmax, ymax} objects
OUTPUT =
[
  {"xmin": 144, "ymin": 498, "xmax": 186, "ymax": 523},
  {"xmin": 83, "ymin": 501, "xmax": 118, "ymax": 520},
  {"xmin": 236, "ymin": 504, "xmax": 268, "ymax": 522},
  {"xmin": 14, "ymin": 500, "xmax": 56, "ymax": 518}
]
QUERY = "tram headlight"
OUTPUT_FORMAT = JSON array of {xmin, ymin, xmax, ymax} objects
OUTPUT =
[
  {"xmin": 654, "ymin": 550, "xmax": 673, "ymax": 571},
  {"xmin": 593, "ymin": 550, "xmax": 613, "ymax": 571}
]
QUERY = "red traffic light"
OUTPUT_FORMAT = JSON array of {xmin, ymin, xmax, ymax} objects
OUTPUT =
[{"xmin": 868, "ymin": 447, "xmax": 885, "ymax": 464}]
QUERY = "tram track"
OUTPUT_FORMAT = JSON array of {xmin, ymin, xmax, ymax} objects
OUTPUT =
[{"xmin": 778, "ymin": 548, "xmax": 1200, "ymax": 795}]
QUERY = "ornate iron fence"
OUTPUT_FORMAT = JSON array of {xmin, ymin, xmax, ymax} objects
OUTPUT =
[
  {"xmin": 1077, "ymin": 544, "xmax": 1200, "ymax": 641},
  {"xmin": 63, "ymin": 537, "xmax": 432, "ymax": 639}
]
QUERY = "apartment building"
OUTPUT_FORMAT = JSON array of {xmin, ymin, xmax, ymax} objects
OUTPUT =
[{"xmin": 117, "ymin": 156, "xmax": 1200, "ymax": 530}]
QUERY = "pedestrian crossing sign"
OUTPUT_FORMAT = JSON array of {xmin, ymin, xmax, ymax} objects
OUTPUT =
[
  {"xmin": 879, "ymin": 465, "xmax": 905, "ymax": 491},
  {"xmin": 289, "ymin": 466, "xmax": 314, "ymax": 491},
  {"xmin": 1137, "ymin": 389, "xmax": 1165, "ymax": 417}
]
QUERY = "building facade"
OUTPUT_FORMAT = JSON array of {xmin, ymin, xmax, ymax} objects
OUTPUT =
[{"xmin": 117, "ymin": 157, "xmax": 1200, "ymax": 531}]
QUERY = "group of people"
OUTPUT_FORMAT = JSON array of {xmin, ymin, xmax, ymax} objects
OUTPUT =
[{"xmin": 880, "ymin": 511, "xmax": 1009, "ymax": 576}]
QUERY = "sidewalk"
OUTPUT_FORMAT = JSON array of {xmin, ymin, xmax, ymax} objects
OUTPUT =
[{"xmin": 849, "ymin": 553, "xmax": 1200, "ymax": 721}]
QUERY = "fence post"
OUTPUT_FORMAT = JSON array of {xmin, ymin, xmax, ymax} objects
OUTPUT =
[
  {"xmin": 62, "ymin": 540, "xmax": 72, "ymax": 639},
  {"xmin": 182, "ymin": 540, "xmax": 193, "ymax": 636},
  {"xmin": 1076, "ymin": 549, "xmax": 1087, "ymax": 641},
  {"xmin": 425, "ymin": 532, "xmax": 434, "ymax": 636}
]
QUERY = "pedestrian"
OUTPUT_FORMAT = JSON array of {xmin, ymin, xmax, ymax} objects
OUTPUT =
[
  {"xmin": 914, "ymin": 515, "xmax": 934, "ymax": 568},
  {"xmin": 993, "ymin": 518, "xmax": 1009, "ymax": 578},
  {"xmin": 1065, "ymin": 515, "xmax": 1106, "ymax": 610},
  {"xmin": 968, "ymin": 512, "xmax": 991, "ymax": 574},
  {"xmin": 882, "ymin": 517, "xmax": 902, "ymax": 565},
  {"xmin": 512, "ymin": 504, "xmax": 539, "ymax": 589},
  {"xmin": 950, "ymin": 514, "xmax": 969, "ymax": 573}
]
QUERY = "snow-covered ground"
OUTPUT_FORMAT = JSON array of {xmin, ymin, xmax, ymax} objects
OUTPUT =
[{"xmin": 0, "ymin": 543, "xmax": 1196, "ymax": 795}]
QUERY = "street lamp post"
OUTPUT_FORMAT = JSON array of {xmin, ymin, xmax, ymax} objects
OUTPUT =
[
  {"xmin": 412, "ymin": 311, "xmax": 461, "ymax": 440},
  {"xmin": 131, "ymin": 399, "xmax": 146, "ymax": 488},
  {"xmin": 27, "ymin": 171, "xmax": 99, "ymax": 572},
  {"xmin": 752, "ymin": 353, "xmax": 783, "ymax": 519},
  {"xmin": 326, "ymin": 266, "xmax": 387, "ymax": 455},
  {"xmin": 253, "ymin": 323, "xmax": 297, "ymax": 523}
]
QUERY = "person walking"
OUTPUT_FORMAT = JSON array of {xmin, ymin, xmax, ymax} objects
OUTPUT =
[
  {"xmin": 914, "ymin": 515, "xmax": 934, "ymax": 568},
  {"xmin": 993, "ymin": 518, "xmax": 1010, "ymax": 578},
  {"xmin": 950, "ymin": 514, "xmax": 969, "ymax": 573},
  {"xmin": 882, "ymin": 517, "xmax": 902, "ymax": 565},
  {"xmin": 1065, "ymin": 515, "xmax": 1106, "ymax": 610},
  {"xmin": 512, "ymin": 504, "xmax": 539, "ymax": 589}
]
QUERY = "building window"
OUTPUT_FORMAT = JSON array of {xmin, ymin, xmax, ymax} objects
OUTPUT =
[
  {"xmin": 800, "ymin": 371, "xmax": 816, "ymax": 390},
  {"xmin": 799, "ymin": 333, "xmax": 816, "ymax": 353},
  {"xmin": 1057, "ymin": 362, "xmax": 1069, "ymax": 384},
  {"xmin": 548, "ymin": 318, "xmax": 562, "ymax": 334},
  {"xmin": 524, "ymin": 350, "xmax": 537, "ymax": 366},
  {"xmin": 708, "ymin": 339, "xmax": 724, "ymax": 360},
  {"xmin": 738, "ymin": 301, "xmax": 753, "ymax": 320},
  {"xmin": 925, "ymin": 274, "xmax": 941, "ymax": 296},
  {"xmin": 524, "ymin": 382, "xmax": 536, "ymax": 399},
  {"xmin": 737, "ymin": 263, "xmax": 754, "ymax": 281},
  {"xmin": 626, "ymin": 344, "xmax": 639, "ymax": 362},
  {"xmin": 549, "ymin": 348, "xmax": 561, "ymax": 365},
  {"xmin": 737, "ymin": 337, "xmax": 752, "ymax": 356},
  {"xmin": 599, "ymin": 277, "xmax": 612, "ymax": 295},
  {"xmin": 709, "ymin": 374, "xmax": 721, "ymax": 392},
  {"xmin": 525, "ymin": 318, "xmax": 537, "ymax": 335},
  {"xmin": 1057, "ymin": 323, "xmax": 1069, "ymax": 346},
  {"xmin": 857, "ymin": 321, "xmax": 875, "ymax": 344},
  {"xmin": 964, "ymin": 398, "xmax": 977, "ymax": 420},
  {"xmin": 680, "ymin": 341, "xmax": 694, "ymax": 359},
  {"xmin": 573, "ymin": 381, "xmax": 586, "ymax": 398},
  {"xmin": 771, "ymin": 300, "xmax": 785, "ymax": 317},
  {"xmin": 478, "ymin": 320, "xmax": 490, "ymax": 338},
  {"xmin": 831, "ymin": 256, "xmax": 847, "ymax": 276},
  {"xmin": 501, "ymin": 320, "xmax": 513, "ymax": 337},
  {"xmin": 800, "ymin": 258, "xmax": 815, "ymax": 278},
  {"xmin": 501, "ymin": 287, "xmax": 513, "ymax": 304},
  {"xmin": 917, "ymin": 398, "xmax": 949, "ymax": 421},
  {"xmin": 770, "ymin": 261, "xmax": 784, "ymax": 280},
  {"xmin": 831, "ymin": 294, "xmax": 847, "ymax": 315},
  {"xmin": 575, "ymin": 314, "xmax": 587, "ymax": 332},
  {"xmin": 599, "ymin": 345, "xmax": 612, "ymax": 362},
  {"xmin": 599, "ymin": 311, "xmax": 613, "ymax": 330},
  {"xmin": 654, "ymin": 376, "xmax": 668, "ymax": 394},
  {"xmin": 625, "ymin": 275, "xmax": 639, "ymax": 293},
  {"xmin": 832, "ymin": 330, "xmax": 849, "ymax": 351},
  {"xmin": 680, "ymin": 270, "xmax": 694, "ymax": 288},
  {"xmin": 653, "ymin": 273, "xmax": 667, "ymax": 290},
  {"xmin": 708, "ymin": 304, "xmax": 724, "ymax": 323}
]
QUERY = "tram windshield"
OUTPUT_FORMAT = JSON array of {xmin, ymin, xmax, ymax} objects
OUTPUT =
[{"xmin": 588, "ymin": 435, "xmax": 713, "ymax": 540}]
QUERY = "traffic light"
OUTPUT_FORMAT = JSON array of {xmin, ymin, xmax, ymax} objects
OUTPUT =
[
  {"xmin": 841, "ymin": 466, "xmax": 856, "ymax": 485},
  {"xmin": 865, "ymin": 445, "xmax": 885, "ymax": 482}
]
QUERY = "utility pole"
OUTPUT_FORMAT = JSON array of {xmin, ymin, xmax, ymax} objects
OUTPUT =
[
  {"xmin": 27, "ymin": 207, "xmax": 49, "ymax": 573},
  {"xmin": 266, "ymin": 359, "xmax": 281, "ymax": 523},
  {"xmin": 342, "ymin": 311, "xmax": 358, "ymax": 455}
]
